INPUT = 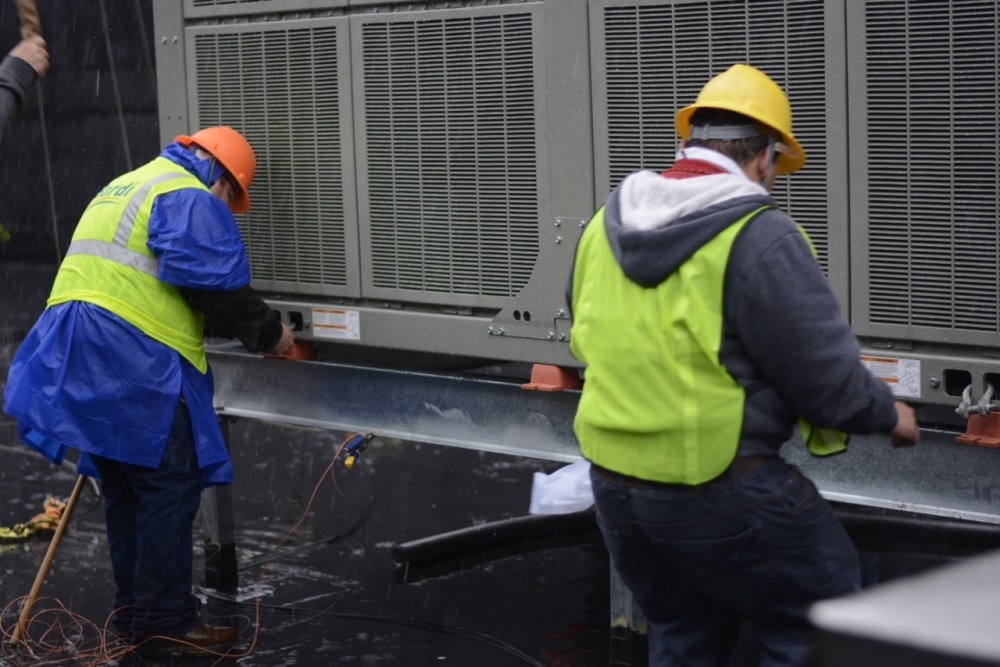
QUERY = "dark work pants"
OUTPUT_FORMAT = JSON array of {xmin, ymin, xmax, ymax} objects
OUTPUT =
[
  {"xmin": 91, "ymin": 401, "xmax": 202, "ymax": 641},
  {"xmin": 591, "ymin": 457, "xmax": 860, "ymax": 667}
]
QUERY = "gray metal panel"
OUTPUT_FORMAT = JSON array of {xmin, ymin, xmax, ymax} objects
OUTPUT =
[
  {"xmin": 811, "ymin": 550, "xmax": 1000, "ymax": 665},
  {"xmin": 263, "ymin": 297, "xmax": 579, "ymax": 365},
  {"xmin": 185, "ymin": 17, "xmax": 361, "ymax": 297},
  {"xmin": 154, "ymin": 1, "xmax": 189, "ymax": 147},
  {"xmin": 487, "ymin": 0, "xmax": 595, "ymax": 346},
  {"xmin": 351, "ymin": 5, "xmax": 545, "ymax": 310},
  {"xmin": 589, "ymin": 0, "xmax": 843, "ymax": 294},
  {"xmin": 849, "ymin": 0, "xmax": 1000, "ymax": 348}
]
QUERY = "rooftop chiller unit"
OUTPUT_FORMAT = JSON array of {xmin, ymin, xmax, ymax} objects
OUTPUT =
[{"xmin": 154, "ymin": 0, "xmax": 1000, "ymax": 416}]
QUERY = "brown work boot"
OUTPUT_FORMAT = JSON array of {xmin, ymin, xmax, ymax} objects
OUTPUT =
[
  {"xmin": 134, "ymin": 623, "xmax": 240, "ymax": 659},
  {"xmin": 173, "ymin": 623, "xmax": 240, "ymax": 656}
]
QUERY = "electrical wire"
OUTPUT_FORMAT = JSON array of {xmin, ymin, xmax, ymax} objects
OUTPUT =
[
  {"xmin": 238, "ymin": 464, "xmax": 375, "ymax": 570},
  {"xmin": 197, "ymin": 588, "xmax": 546, "ymax": 667}
]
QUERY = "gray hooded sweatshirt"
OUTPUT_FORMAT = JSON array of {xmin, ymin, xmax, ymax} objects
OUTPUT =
[{"xmin": 569, "ymin": 163, "xmax": 898, "ymax": 457}]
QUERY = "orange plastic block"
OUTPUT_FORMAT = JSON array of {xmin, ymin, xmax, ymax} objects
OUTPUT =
[
  {"xmin": 521, "ymin": 364, "xmax": 582, "ymax": 392},
  {"xmin": 956, "ymin": 412, "xmax": 1000, "ymax": 448},
  {"xmin": 266, "ymin": 340, "xmax": 317, "ymax": 361}
]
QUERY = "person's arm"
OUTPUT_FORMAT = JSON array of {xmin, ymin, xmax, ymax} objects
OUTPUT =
[
  {"xmin": 0, "ymin": 36, "xmax": 48, "ymax": 133},
  {"xmin": 147, "ymin": 186, "xmax": 294, "ymax": 355},
  {"xmin": 181, "ymin": 285, "xmax": 293, "ymax": 354},
  {"xmin": 729, "ymin": 211, "xmax": 904, "ymax": 436}
]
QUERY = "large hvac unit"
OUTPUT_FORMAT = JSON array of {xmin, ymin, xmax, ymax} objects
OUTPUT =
[{"xmin": 154, "ymin": 0, "xmax": 1000, "ymax": 417}]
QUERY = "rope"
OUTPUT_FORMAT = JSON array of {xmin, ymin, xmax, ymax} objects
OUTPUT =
[
  {"xmin": 133, "ymin": 0, "xmax": 157, "ymax": 99},
  {"xmin": 15, "ymin": 0, "xmax": 40, "ymax": 40},
  {"xmin": 37, "ymin": 88, "xmax": 61, "ymax": 264},
  {"xmin": 13, "ymin": 0, "xmax": 61, "ymax": 263},
  {"xmin": 98, "ymin": 0, "xmax": 133, "ymax": 171}
]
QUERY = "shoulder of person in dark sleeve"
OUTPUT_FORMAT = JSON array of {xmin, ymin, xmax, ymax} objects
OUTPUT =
[
  {"xmin": 0, "ymin": 54, "xmax": 38, "ymax": 134},
  {"xmin": 147, "ymin": 187, "xmax": 283, "ymax": 354},
  {"xmin": 725, "ymin": 208, "xmax": 898, "ymax": 434}
]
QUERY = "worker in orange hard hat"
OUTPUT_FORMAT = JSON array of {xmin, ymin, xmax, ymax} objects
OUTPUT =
[
  {"xmin": 175, "ymin": 126, "xmax": 256, "ymax": 213},
  {"xmin": 569, "ymin": 64, "xmax": 920, "ymax": 666},
  {"xmin": 3, "ymin": 126, "xmax": 293, "ymax": 658}
]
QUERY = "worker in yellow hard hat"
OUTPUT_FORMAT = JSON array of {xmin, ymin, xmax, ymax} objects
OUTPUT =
[
  {"xmin": 568, "ymin": 64, "xmax": 920, "ymax": 666},
  {"xmin": 3, "ymin": 126, "xmax": 294, "ymax": 658}
]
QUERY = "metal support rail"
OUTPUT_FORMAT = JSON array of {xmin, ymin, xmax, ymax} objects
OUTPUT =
[
  {"xmin": 209, "ymin": 350, "xmax": 582, "ymax": 463},
  {"xmin": 209, "ymin": 350, "xmax": 1000, "ymax": 526}
]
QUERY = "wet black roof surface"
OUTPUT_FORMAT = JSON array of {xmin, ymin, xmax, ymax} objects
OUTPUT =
[{"xmin": 1, "ymin": 418, "xmax": 612, "ymax": 666}]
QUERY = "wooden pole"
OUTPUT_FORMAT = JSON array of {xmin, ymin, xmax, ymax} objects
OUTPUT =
[
  {"xmin": 16, "ymin": 0, "xmax": 42, "ymax": 40},
  {"xmin": 9, "ymin": 474, "xmax": 88, "ymax": 648}
]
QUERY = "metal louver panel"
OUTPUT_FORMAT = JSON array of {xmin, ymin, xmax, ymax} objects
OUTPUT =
[
  {"xmin": 357, "ymin": 8, "xmax": 540, "ymax": 306},
  {"xmin": 863, "ymin": 0, "xmax": 1000, "ymax": 336},
  {"xmin": 192, "ymin": 20, "xmax": 355, "ymax": 295},
  {"xmin": 596, "ymin": 0, "xmax": 830, "ymax": 268}
]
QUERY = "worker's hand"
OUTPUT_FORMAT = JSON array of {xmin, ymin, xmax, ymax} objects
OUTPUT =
[
  {"xmin": 889, "ymin": 400, "xmax": 920, "ymax": 448},
  {"xmin": 272, "ymin": 323, "xmax": 295, "ymax": 356},
  {"xmin": 10, "ymin": 36, "xmax": 48, "ymax": 78}
]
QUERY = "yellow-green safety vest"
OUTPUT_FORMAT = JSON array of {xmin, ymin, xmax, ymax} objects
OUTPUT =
[
  {"xmin": 48, "ymin": 157, "xmax": 209, "ymax": 373},
  {"xmin": 571, "ymin": 206, "xmax": 846, "ymax": 485}
]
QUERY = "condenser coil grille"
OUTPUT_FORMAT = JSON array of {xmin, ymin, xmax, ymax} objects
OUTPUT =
[
  {"xmin": 599, "ymin": 0, "xmax": 830, "ymax": 268},
  {"xmin": 864, "ymin": 1, "xmax": 1000, "ymax": 334},
  {"xmin": 193, "ymin": 24, "xmax": 349, "ymax": 292},
  {"xmin": 360, "ymin": 11, "xmax": 539, "ymax": 302}
]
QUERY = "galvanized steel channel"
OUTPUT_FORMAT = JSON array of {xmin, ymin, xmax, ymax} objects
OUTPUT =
[{"xmin": 210, "ymin": 350, "xmax": 1000, "ymax": 526}]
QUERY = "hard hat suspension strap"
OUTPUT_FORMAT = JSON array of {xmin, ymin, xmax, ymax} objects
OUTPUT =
[{"xmin": 688, "ymin": 123, "xmax": 763, "ymax": 141}]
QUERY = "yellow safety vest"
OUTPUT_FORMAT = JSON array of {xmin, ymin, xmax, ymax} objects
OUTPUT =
[
  {"xmin": 571, "ymin": 206, "xmax": 846, "ymax": 485},
  {"xmin": 48, "ymin": 157, "xmax": 209, "ymax": 373}
]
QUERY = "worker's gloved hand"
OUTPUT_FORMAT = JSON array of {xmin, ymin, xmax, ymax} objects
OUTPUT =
[
  {"xmin": 272, "ymin": 323, "xmax": 295, "ymax": 355},
  {"xmin": 890, "ymin": 400, "xmax": 920, "ymax": 448},
  {"xmin": 10, "ymin": 35, "xmax": 48, "ymax": 78}
]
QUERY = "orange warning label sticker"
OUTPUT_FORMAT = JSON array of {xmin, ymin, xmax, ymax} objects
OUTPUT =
[
  {"xmin": 312, "ymin": 307, "xmax": 361, "ymax": 341},
  {"xmin": 860, "ymin": 355, "xmax": 921, "ymax": 399}
]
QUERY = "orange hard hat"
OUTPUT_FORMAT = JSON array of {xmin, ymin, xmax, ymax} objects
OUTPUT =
[{"xmin": 175, "ymin": 126, "xmax": 256, "ymax": 213}]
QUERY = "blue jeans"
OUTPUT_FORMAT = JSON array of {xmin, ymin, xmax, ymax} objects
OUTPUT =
[
  {"xmin": 590, "ymin": 457, "xmax": 859, "ymax": 667},
  {"xmin": 91, "ymin": 401, "xmax": 202, "ymax": 641}
]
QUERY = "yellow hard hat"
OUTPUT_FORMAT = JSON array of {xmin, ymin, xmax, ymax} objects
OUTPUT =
[
  {"xmin": 674, "ymin": 64, "xmax": 805, "ymax": 175},
  {"xmin": 175, "ymin": 126, "xmax": 256, "ymax": 213}
]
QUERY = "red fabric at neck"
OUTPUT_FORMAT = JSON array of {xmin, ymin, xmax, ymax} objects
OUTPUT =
[{"xmin": 661, "ymin": 158, "xmax": 727, "ymax": 180}]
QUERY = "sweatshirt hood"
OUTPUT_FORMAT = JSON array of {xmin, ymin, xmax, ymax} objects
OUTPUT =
[
  {"xmin": 604, "ymin": 170, "xmax": 775, "ymax": 287},
  {"xmin": 161, "ymin": 141, "xmax": 226, "ymax": 190}
]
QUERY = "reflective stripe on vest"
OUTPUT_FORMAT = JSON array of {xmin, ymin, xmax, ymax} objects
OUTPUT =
[
  {"xmin": 48, "ymin": 159, "xmax": 210, "ymax": 373},
  {"xmin": 64, "ymin": 172, "xmax": 186, "ymax": 276}
]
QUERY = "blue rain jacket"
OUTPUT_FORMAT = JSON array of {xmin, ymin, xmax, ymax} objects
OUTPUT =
[{"xmin": 3, "ymin": 143, "xmax": 252, "ymax": 486}]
